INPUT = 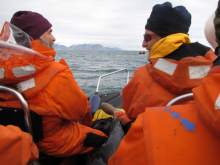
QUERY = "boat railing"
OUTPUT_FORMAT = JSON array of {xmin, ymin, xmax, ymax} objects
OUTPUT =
[
  {"xmin": 0, "ymin": 85, "xmax": 33, "ymax": 135},
  {"xmin": 95, "ymin": 68, "xmax": 129, "ymax": 95},
  {"xmin": 166, "ymin": 93, "xmax": 194, "ymax": 106}
]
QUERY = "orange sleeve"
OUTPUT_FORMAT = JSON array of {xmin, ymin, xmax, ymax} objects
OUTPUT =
[
  {"xmin": 0, "ymin": 125, "xmax": 39, "ymax": 165},
  {"xmin": 122, "ymin": 68, "xmax": 141, "ymax": 114},
  {"xmin": 67, "ymin": 123, "xmax": 108, "ymax": 155},
  {"xmin": 38, "ymin": 122, "xmax": 108, "ymax": 157},
  {"xmin": 44, "ymin": 68, "xmax": 91, "ymax": 122},
  {"xmin": 122, "ymin": 66, "xmax": 151, "ymax": 121}
]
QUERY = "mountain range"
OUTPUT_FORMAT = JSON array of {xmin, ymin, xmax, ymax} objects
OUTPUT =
[{"xmin": 54, "ymin": 44, "xmax": 123, "ymax": 51}]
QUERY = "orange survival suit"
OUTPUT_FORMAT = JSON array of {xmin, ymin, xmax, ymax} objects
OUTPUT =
[
  {"xmin": 108, "ymin": 61, "xmax": 220, "ymax": 165},
  {"xmin": 0, "ymin": 125, "xmax": 38, "ymax": 165},
  {"xmin": 122, "ymin": 42, "xmax": 216, "ymax": 122},
  {"xmin": 0, "ymin": 22, "xmax": 107, "ymax": 157}
]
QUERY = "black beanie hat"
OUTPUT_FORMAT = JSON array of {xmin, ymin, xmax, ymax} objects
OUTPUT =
[
  {"xmin": 10, "ymin": 11, "xmax": 52, "ymax": 40},
  {"xmin": 145, "ymin": 2, "xmax": 191, "ymax": 38}
]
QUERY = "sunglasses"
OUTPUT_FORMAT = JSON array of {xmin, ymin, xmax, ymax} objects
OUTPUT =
[{"xmin": 143, "ymin": 34, "xmax": 156, "ymax": 42}]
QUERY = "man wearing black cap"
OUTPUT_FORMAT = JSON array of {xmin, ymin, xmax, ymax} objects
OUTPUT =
[
  {"xmin": 0, "ymin": 11, "xmax": 108, "ymax": 159},
  {"xmin": 116, "ymin": 2, "xmax": 217, "ymax": 124},
  {"xmin": 102, "ymin": 1, "xmax": 217, "ymax": 128},
  {"xmin": 106, "ymin": 3, "xmax": 220, "ymax": 165}
]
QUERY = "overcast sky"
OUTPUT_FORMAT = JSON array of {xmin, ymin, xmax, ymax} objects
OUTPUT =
[{"xmin": 0, "ymin": 0, "xmax": 218, "ymax": 50}]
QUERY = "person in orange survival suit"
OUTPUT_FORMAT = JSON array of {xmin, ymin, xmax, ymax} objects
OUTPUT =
[
  {"xmin": 0, "ymin": 125, "xmax": 38, "ymax": 165},
  {"xmin": 107, "ymin": 3, "xmax": 220, "ymax": 164},
  {"xmin": 0, "ymin": 11, "xmax": 108, "ymax": 158},
  {"xmin": 101, "ymin": 1, "xmax": 217, "ymax": 127}
]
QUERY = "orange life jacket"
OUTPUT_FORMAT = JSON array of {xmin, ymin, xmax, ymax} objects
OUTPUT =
[
  {"xmin": 0, "ymin": 125, "xmax": 38, "ymax": 165},
  {"xmin": 0, "ymin": 40, "xmax": 107, "ymax": 156},
  {"xmin": 123, "ymin": 46, "xmax": 216, "ymax": 121},
  {"xmin": 109, "ymin": 66, "xmax": 220, "ymax": 165}
]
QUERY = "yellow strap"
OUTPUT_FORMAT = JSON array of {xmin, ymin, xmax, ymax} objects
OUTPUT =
[
  {"xmin": 149, "ymin": 33, "xmax": 191, "ymax": 59},
  {"xmin": 92, "ymin": 108, "xmax": 125, "ymax": 122}
]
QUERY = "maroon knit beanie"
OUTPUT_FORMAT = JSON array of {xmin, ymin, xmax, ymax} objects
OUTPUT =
[{"xmin": 10, "ymin": 11, "xmax": 52, "ymax": 40}]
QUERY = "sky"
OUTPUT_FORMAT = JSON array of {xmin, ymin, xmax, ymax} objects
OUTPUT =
[{"xmin": 0, "ymin": 0, "xmax": 218, "ymax": 50}]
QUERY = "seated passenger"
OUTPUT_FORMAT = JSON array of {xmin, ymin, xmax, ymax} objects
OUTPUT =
[
  {"xmin": 0, "ymin": 125, "xmax": 38, "ymax": 165},
  {"xmin": 0, "ymin": 11, "xmax": 107, "ymax": 157},
  {"xmin": 102, "ymin": 1, "xmax": 217, "ymax": 126},
  {"xmin": 107, "ymin": 2, "xmax": 220, "ymax": 164}
]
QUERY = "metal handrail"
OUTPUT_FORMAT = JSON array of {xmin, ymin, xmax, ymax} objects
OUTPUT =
[
  {"xmin": 95, "ymin": 68, "xmax": 129, "ymax": 95},
  {"xmin": 166, "ymin": 93, "xmax": 194, "ymax": 106},
  {"xmin": 0, "ymin": 85, "xmax": 33, "ymax": 135}
]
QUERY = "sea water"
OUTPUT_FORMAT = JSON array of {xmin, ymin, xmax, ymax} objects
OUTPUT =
[{"xmin": 55, "ymin": 50, "xmax": 149, "ymax": 97}]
